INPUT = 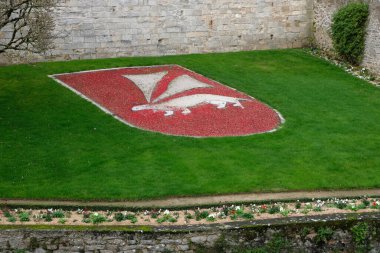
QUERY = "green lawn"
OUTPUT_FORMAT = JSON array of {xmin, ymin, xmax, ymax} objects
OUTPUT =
[{"xmin": 1, "ymin": 49, "xmax": 379, "ymax": 201}]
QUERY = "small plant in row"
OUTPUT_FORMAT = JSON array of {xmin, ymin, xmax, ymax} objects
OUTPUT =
[
  {"xmin": 1, "ymin": 209, "xmax": 32, "ymax": 223},
  {"xmin": 33, "ymin": 209, "xmax": 70, "ymax": 222},
  {"xmin": 82, "ymin": 212, "xmax": 111, "ymax": 224},
  {"xmin": 149, "ymin": 210, "xmax": 179, "ymax": 223},
  {"xmin": 114, "ymin": 212, "xmax": 138, "ymax": 224},
  {"xmin": 327, "ymin": 198, "xmax": 378, "ymax": 211}
]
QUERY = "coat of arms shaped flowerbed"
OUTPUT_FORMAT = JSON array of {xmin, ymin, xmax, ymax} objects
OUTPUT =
[{"xmin": 51, "ymin": 65, "xmax": 283, "ymax": 137}]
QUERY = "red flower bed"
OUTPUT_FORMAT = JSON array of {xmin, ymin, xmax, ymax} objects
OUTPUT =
[{"xmin": 51, "ymin": 65, "xmax": 283, "ymax": 137}]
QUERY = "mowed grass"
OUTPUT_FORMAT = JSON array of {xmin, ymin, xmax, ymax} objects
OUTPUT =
[{"xmin": 1, "ymin": 49, "xmax": 380, "ymax": 201}]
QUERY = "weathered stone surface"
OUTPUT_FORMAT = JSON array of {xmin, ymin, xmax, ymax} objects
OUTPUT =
[
  {"xmin": 0, "ymin": 220, "xmax": 380, "ymax": 253},
  {"xmin": 0, "ymin": 0, "xmax": 312, "ymax": 64},
  {"xmin": 190, "ymin": 236, "xmax": 207, "ymax": 244},
  {"xmin": 1, "ymin": 0, "xmax": 379, "ymax": 74}
]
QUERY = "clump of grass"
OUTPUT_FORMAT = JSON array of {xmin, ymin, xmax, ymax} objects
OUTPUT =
[
  {"xmin": 58, "ymin": 218, "xmax": 67, "ymax": 224},
  {"xmin": 18, "ymin": 212, "xmax": 30, "ymax": 222},
  {"xmin": 184, "ymin": 211, "xmax": 193, "ymax": 220},
  {"xmin": 89, "ymin": 213, "xmax": 106, "ymax": 224},
  {"xmin": 157, "ymin": 214, "xmax": 177, "ymax": 223},
  {"xmin": 52, "ymin": 210, "xmax": 65, "ymax": 218},
  {"xmin": 315, "ymin": 227, "xmax": 334, "ymax": 244},
  {"xmin": 125, "ymin": 214, "xmax": 138, "ymax": 224},
  {"xmin": 230, "ymin": 208, "xmax": 254, "ymax": 220},
  {"xmin": 114, "ymin": 212, "xmax": 124, "ymax": 222},
  {"xmin": 195, "ymin": 210, "xmax": 209, "ymax": 221},
  {"xmin": 42, "ymin": 213, "xmax": 52, "ymax": 222},
  {"xmin": 113, "ymin": 212, "xmax": 138, "ymax": 223},
  {"xmin": 268, "ymin": 205, "xmax": 281, "ymax": 214},
  {"xmin": 7, "ymin": 216, "xmax": 17, "ymax": 223}
]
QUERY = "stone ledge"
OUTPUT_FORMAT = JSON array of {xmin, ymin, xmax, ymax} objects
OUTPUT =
[{"xmin": 1, "ymin": 212, "xmax": 379, "ymax": 253}]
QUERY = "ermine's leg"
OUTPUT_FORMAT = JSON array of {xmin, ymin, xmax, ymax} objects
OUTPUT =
[
  {"xmin": 216, "ymin": 101, "xmax": 227, "ymax": 109},
  {"xmin": 233, "ymin": 101, "xmax": 244, "ymax": 108},
  {"xmin": 182, "ymin": 108, "xmax": 191, "ymax": 115},
  {"xmin": 164, "ymin": 111, "xmax": 174, "ymax": 116}
]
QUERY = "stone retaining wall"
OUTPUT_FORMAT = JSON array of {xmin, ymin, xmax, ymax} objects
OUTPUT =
[
  {"xmin": 0, "ymin": 0, "xmax": 313, "ymax": 63},
  {"xmin": 1, "ymin": 213, "xmax": 380, "ymax": 253},
  {"xmin": 313, "ymin": 0, "xmax": 380, "ymax": 74},
  {"xmin": 2, "ymin": 0, "xmax": 379, "ymax": 74}
]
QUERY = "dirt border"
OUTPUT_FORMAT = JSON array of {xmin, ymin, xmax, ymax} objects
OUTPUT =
[{"xmin": 1, "ymin": 189, "xmax": 380, "ymax": 209}]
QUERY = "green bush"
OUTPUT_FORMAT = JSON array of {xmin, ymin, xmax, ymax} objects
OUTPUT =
[
  {"xmin": 89, "ymin": 213, "xmax": 106, "ymax": 224},
  {"xmin": 18, "ymin": 212, "xmax": 30, "ymax": 222},
  {"xmin": 52, "ymin": 210, "xmax": 65, "ymax": 218},
  {"xmin": 268, "ymin": 205, "xmax": 280, "ymax": 214},
  {"xmin": 351, "ymin": 222, "xmax": 369, "ymax": 246},
  {"xmin": 315, "ymin": 227, "xmax": 334, "ymax": 244},
  {"xmin": 42, "ymin": 214, "xmax": 52, "ymax": 222},
  {"xmin": 331, "ymin": 2, "xmax": 369, "ymax": 65},
  {"xmin": 114, "ymin": 212, "xmax": 125, "ymax": 222},
  {"xmin": 195, "ymin": 210, "xmax": 209, "ymax": 221}
]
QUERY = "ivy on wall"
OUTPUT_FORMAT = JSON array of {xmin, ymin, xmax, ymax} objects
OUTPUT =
[{"xmin": 331, "ymin": 2, "xmax": 369, "ymax": 65}]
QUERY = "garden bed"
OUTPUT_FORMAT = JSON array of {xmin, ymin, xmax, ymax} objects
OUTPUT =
[{"xmin": 1, "ymin": 197, "xmax": 379, "ymax": 227}]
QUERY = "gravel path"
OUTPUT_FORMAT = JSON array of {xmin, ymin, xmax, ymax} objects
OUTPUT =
[{"xmin": 1, "ymin": 189, "xmax": 380, "ymax": 208}]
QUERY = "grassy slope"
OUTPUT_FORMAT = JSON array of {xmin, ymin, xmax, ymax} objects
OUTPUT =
[{"xmin": 0, "ymin": 49, "xmax": 379, "ymax": 201}]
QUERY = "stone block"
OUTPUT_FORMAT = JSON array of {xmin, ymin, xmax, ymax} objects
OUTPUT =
[
  {"xmin": 85, "ymin": 244, "xmax": 106, "ymax": 251},
  {"xmin": 190, "ymin": 236, "xmax": 207, "ymax": 244}
]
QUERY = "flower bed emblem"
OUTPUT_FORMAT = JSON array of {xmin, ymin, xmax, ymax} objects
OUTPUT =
[{"xmin": 50, "ymin": 65, "xmax": 284, "ymax": 137}]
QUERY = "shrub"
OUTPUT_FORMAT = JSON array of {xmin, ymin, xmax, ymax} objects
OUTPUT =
[
  {"xmin": 3, "ymin": 210, "xmax": 12, "ymax": 218},
  {"xmin": 42, "ymin": 214, "xmax": 52, "ymax": 222},
  {"xmin": 82, "ymin": 218, "xmax": 91, "ymax": 223},
  {"xmin": 157, "ymin": 214, "xmax": 177, "ymax": 223},
  {"xmin": 18, "ymin": 212, "xmax": 30, "ymax": 222},
  {"xmin": 58, "ymin": 218, "xmax": 67, "ymax": 224},
  {"xmin": 265, "ymin": 234, "xmax": 291, "ymax": 252},
  {"xmin": 351, "ymin": 222, "xmax": 369, "ymax": 246},
  {"xmin": 184, "ymin": 212, "xmax": 193, "ymax": 220},
  {"xmin": 362, "ymin": 198, "xmax": 370, "ymax": 207},
  {"xmin": 114, "ymin": 212, "xmax": 125, "ymax": 222},
  {"xmin": 125, "ymin": 214, "xmax": 138, "ymax": 223},
  {"xmin": 315, "ymin": 227, "xmax": 334, "ymax": 244},
  {"xmin": 7, "ymin": 216, "xmax": 16, "ymax": 223},
  {"xmin": 195, "ymin": 210, "xmax": 209, "ymax": 221},
  {"xmin": 241, "ymin": 212, "xmax": 254, "ymax": 219},
  {"xmin": 89, "ymin": 213, "xmax": 106, "ymax": 224},
  {"xmin": 52, "ymin": 210, "xmax": 65, "ymax": 218},
  {"xmin": 151, "ymin": 212, "xmax": 159, "ymax": 219},
  {"xmin": 331, "ymin": 2, "xmax": 369, "ymax": 65},
  {"xmin": 334, "ymin": 199, "xmax": 347, "ymax": 209},
  {"xmin": 268, "ymin": 205, "xmax": 280, "ymax": 214},
  {"xmin": 206, "ymin": 216, "xmax": 216, "ymax": 222}
]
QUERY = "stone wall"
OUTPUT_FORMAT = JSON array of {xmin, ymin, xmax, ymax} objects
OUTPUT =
[
  {"xmin": 313, "ymin": 0, "xmax": 380, "ymax": 74},
  {"xmin": 1, "ymin": 214, "xmax": 380, "ymax": 253},
  {"xmin": 2, "ymin": 0, "xmax": 379, "ymax": 73},
  {"xmin": 0, "ymin": 0, "xmax": 313, "ymax": 63}
]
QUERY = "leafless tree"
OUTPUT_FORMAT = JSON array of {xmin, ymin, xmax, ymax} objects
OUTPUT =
[{"xmin": 0, "ymin": 0, "xmax": 56, "ymax": 54}]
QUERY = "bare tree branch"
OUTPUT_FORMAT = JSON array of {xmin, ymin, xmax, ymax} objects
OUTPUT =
[{"xmin": 0, "ymin": 0, "xmax": 56, "ymax": 54}]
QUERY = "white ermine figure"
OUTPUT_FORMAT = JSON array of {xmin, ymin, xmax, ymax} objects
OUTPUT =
[{"xmin": 132, "ymin": 94, "xmax": 247, "ymax": 116}]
